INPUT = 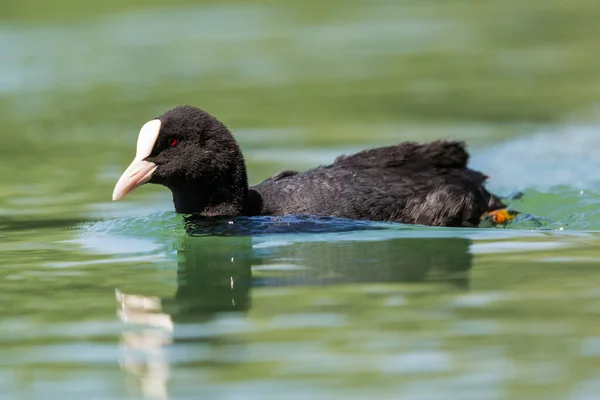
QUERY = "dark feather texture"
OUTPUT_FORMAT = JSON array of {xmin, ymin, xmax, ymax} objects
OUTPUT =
[{"xmin": 144, "ymin": 105, "xmax": 505, "ymax": 227}]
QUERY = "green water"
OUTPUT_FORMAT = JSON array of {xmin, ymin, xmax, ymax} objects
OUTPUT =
[{"xmin": 2, "ymin": 1, "xmax": 600, "ymax": 399}]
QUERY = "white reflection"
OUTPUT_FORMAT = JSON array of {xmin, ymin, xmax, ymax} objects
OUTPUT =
[{"xmin": 116, "ymin": 289, "xmax": 173, "ymax": 400}]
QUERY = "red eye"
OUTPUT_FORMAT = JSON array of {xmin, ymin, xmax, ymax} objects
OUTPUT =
[{"xmin": 170, "ymin": 138, "xmax": 179, "ymax": 147}]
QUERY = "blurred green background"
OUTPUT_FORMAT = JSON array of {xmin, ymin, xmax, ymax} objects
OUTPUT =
[{"xmin": 2, "ymin": 2, "xmax": 600, "ymax": 399}]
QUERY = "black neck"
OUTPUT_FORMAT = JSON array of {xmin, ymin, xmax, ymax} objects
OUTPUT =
[{"xmin": 171, "ymin": 181, "xmax": 248, "ymax": 216}]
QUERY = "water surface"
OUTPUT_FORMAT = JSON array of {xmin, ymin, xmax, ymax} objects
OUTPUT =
[{"xmin": 2, "ymin": 1, "xmax": 600, "ymax": 399}]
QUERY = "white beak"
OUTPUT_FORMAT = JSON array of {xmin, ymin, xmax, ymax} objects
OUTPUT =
[{"xmin": 112, "ymin": 119, "xmax": 162, "ymax": 201}]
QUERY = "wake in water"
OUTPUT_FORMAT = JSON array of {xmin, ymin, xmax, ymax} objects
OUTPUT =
[
  {"xmin": 471, "ymin": 125, "xmax": 600, "ymax": 231},
  {"xmin": 78, "ymin": 211, "xmax": 183, "ymax": 238},
  {"xmin": 497, "ymin": 188, "xmax": 600, "ymax": 231}
]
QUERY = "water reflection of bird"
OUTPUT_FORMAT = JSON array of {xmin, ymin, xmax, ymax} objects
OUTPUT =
[
  {"xmin": 165, "ymin": 233, "xmax": 473, "ymax": 318},
  {"xmin": 112, "ymin": 105, "xmax": 517, "ymax": 227},
  {"xmin": 251, "ymin": 237, "xmax": 473, "ymax": 290},
  {"xmin": 116, "ymin": 232, "xmax": 473, "ymax": 398}
]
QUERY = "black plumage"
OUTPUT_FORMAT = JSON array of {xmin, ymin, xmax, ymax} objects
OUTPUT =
[{"xmin": 140, "ymin": 105, "xmax": 506, "ymax": 227}]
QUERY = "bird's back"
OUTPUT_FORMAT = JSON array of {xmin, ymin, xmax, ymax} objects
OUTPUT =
[{"xmin": 249, "ymin": 140, "xmax": 504, "ymax": 227}]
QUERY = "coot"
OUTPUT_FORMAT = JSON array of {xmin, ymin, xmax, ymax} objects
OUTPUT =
[{"xmin": 112, "ymin": 106, "xmax": 515, "ymax": 227}]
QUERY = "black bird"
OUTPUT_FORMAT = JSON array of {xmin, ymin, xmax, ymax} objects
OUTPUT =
[{"xmin": 112, "ymin": 105, "xmax": 515, "ymax": 227}]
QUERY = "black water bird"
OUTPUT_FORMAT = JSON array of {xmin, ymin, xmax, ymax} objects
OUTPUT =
[{"xmin": 112, "ymin": 105, "xmax": 514, "ymax": 227}]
